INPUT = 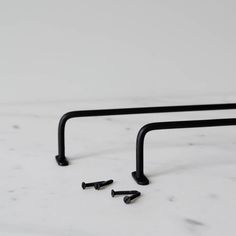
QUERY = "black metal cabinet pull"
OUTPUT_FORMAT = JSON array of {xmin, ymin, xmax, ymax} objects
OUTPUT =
[
  {"xmin": 132, "ymin": 118, "xmax": 236, "ymax": 185},
  {"xmin": 55, "ymin": 103, "xmax": 236, "ymax": 166}
]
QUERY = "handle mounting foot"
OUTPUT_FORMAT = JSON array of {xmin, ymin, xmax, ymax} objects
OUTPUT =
[{"xmin": 131, "ymin": 171, "xmax": 149, "ymax": 185}]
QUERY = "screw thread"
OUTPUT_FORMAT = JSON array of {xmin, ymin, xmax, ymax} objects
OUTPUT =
[
  {"xmin": 95, "ymin": 179, "xmax": 113, "ymax": 190},
  {"xmin": 111, "ymin": 190, "xmax": 138, "ymax": 197}
]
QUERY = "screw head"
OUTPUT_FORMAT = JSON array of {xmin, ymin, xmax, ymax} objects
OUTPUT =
[
  {"xmin": 81, "ymin": 182, "xmax": 86, "ymax": 189},
  {"xmin": 111, "ymin": 189, "xmax": 115, "ymax": 197},
  {"xmin": 124, "ymin": 196, "xmax": 131, "ymax": 204}
]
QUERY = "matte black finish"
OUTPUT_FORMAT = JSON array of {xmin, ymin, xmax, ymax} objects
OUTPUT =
[
  {"xmin": 55, "ymin": 103, "xmax": 236, "ymax": 166},
  {"xmin": 123, "ymin": 192, "xmax": 141, "ymax": 204},
  {"xmin": 81, "ymin": 181, "xmax": 105, "ymax": 189},
  {"xmin": 94, "ymin": 179, "xmax": 113, "ymax": 190},
  {"xmin": 132, "ymin": 118, "xmax": 236, "ymax": 185},
  {"xmin": 111, "ymin": 189, "xmax": 139, "ymax": 197}
]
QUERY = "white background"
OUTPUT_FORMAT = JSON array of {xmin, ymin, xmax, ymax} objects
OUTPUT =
[{"xmin": 0, "ymin": 1, "xmax": 236, "ymax": 235}]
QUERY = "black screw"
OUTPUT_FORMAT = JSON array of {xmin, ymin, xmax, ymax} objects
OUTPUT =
[
  {"xmin": 123, "ymin": 192, "xmax": 141, "ymax": 204},
  {"xmin": 111, "ymin": 190, "xmax": 138, "ymax": 197},
  {"xmin": 94, "ymin": 179, "xmax": 113, "ymax": 190},
  {"xmin": 81, "ymin": 181, "xmax": 104, "ymax": 190}
]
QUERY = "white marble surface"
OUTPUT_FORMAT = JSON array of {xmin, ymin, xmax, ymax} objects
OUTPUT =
[
  {"xmin": 0, "ymin": 96, "xmax": 236, "ymax": 236},
  {"xmin": 1, "ymin": 1, "xmax": 236, "ymax": 235}
]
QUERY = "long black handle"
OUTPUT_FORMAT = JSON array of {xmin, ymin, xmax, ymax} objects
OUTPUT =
[
  {"xmin": 132, "ymin": 118, "xmax": 236, "ymax": 185},
  {"xmin": 55, "ymin": 103, "xmax": 236, "ymax": 166}
]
